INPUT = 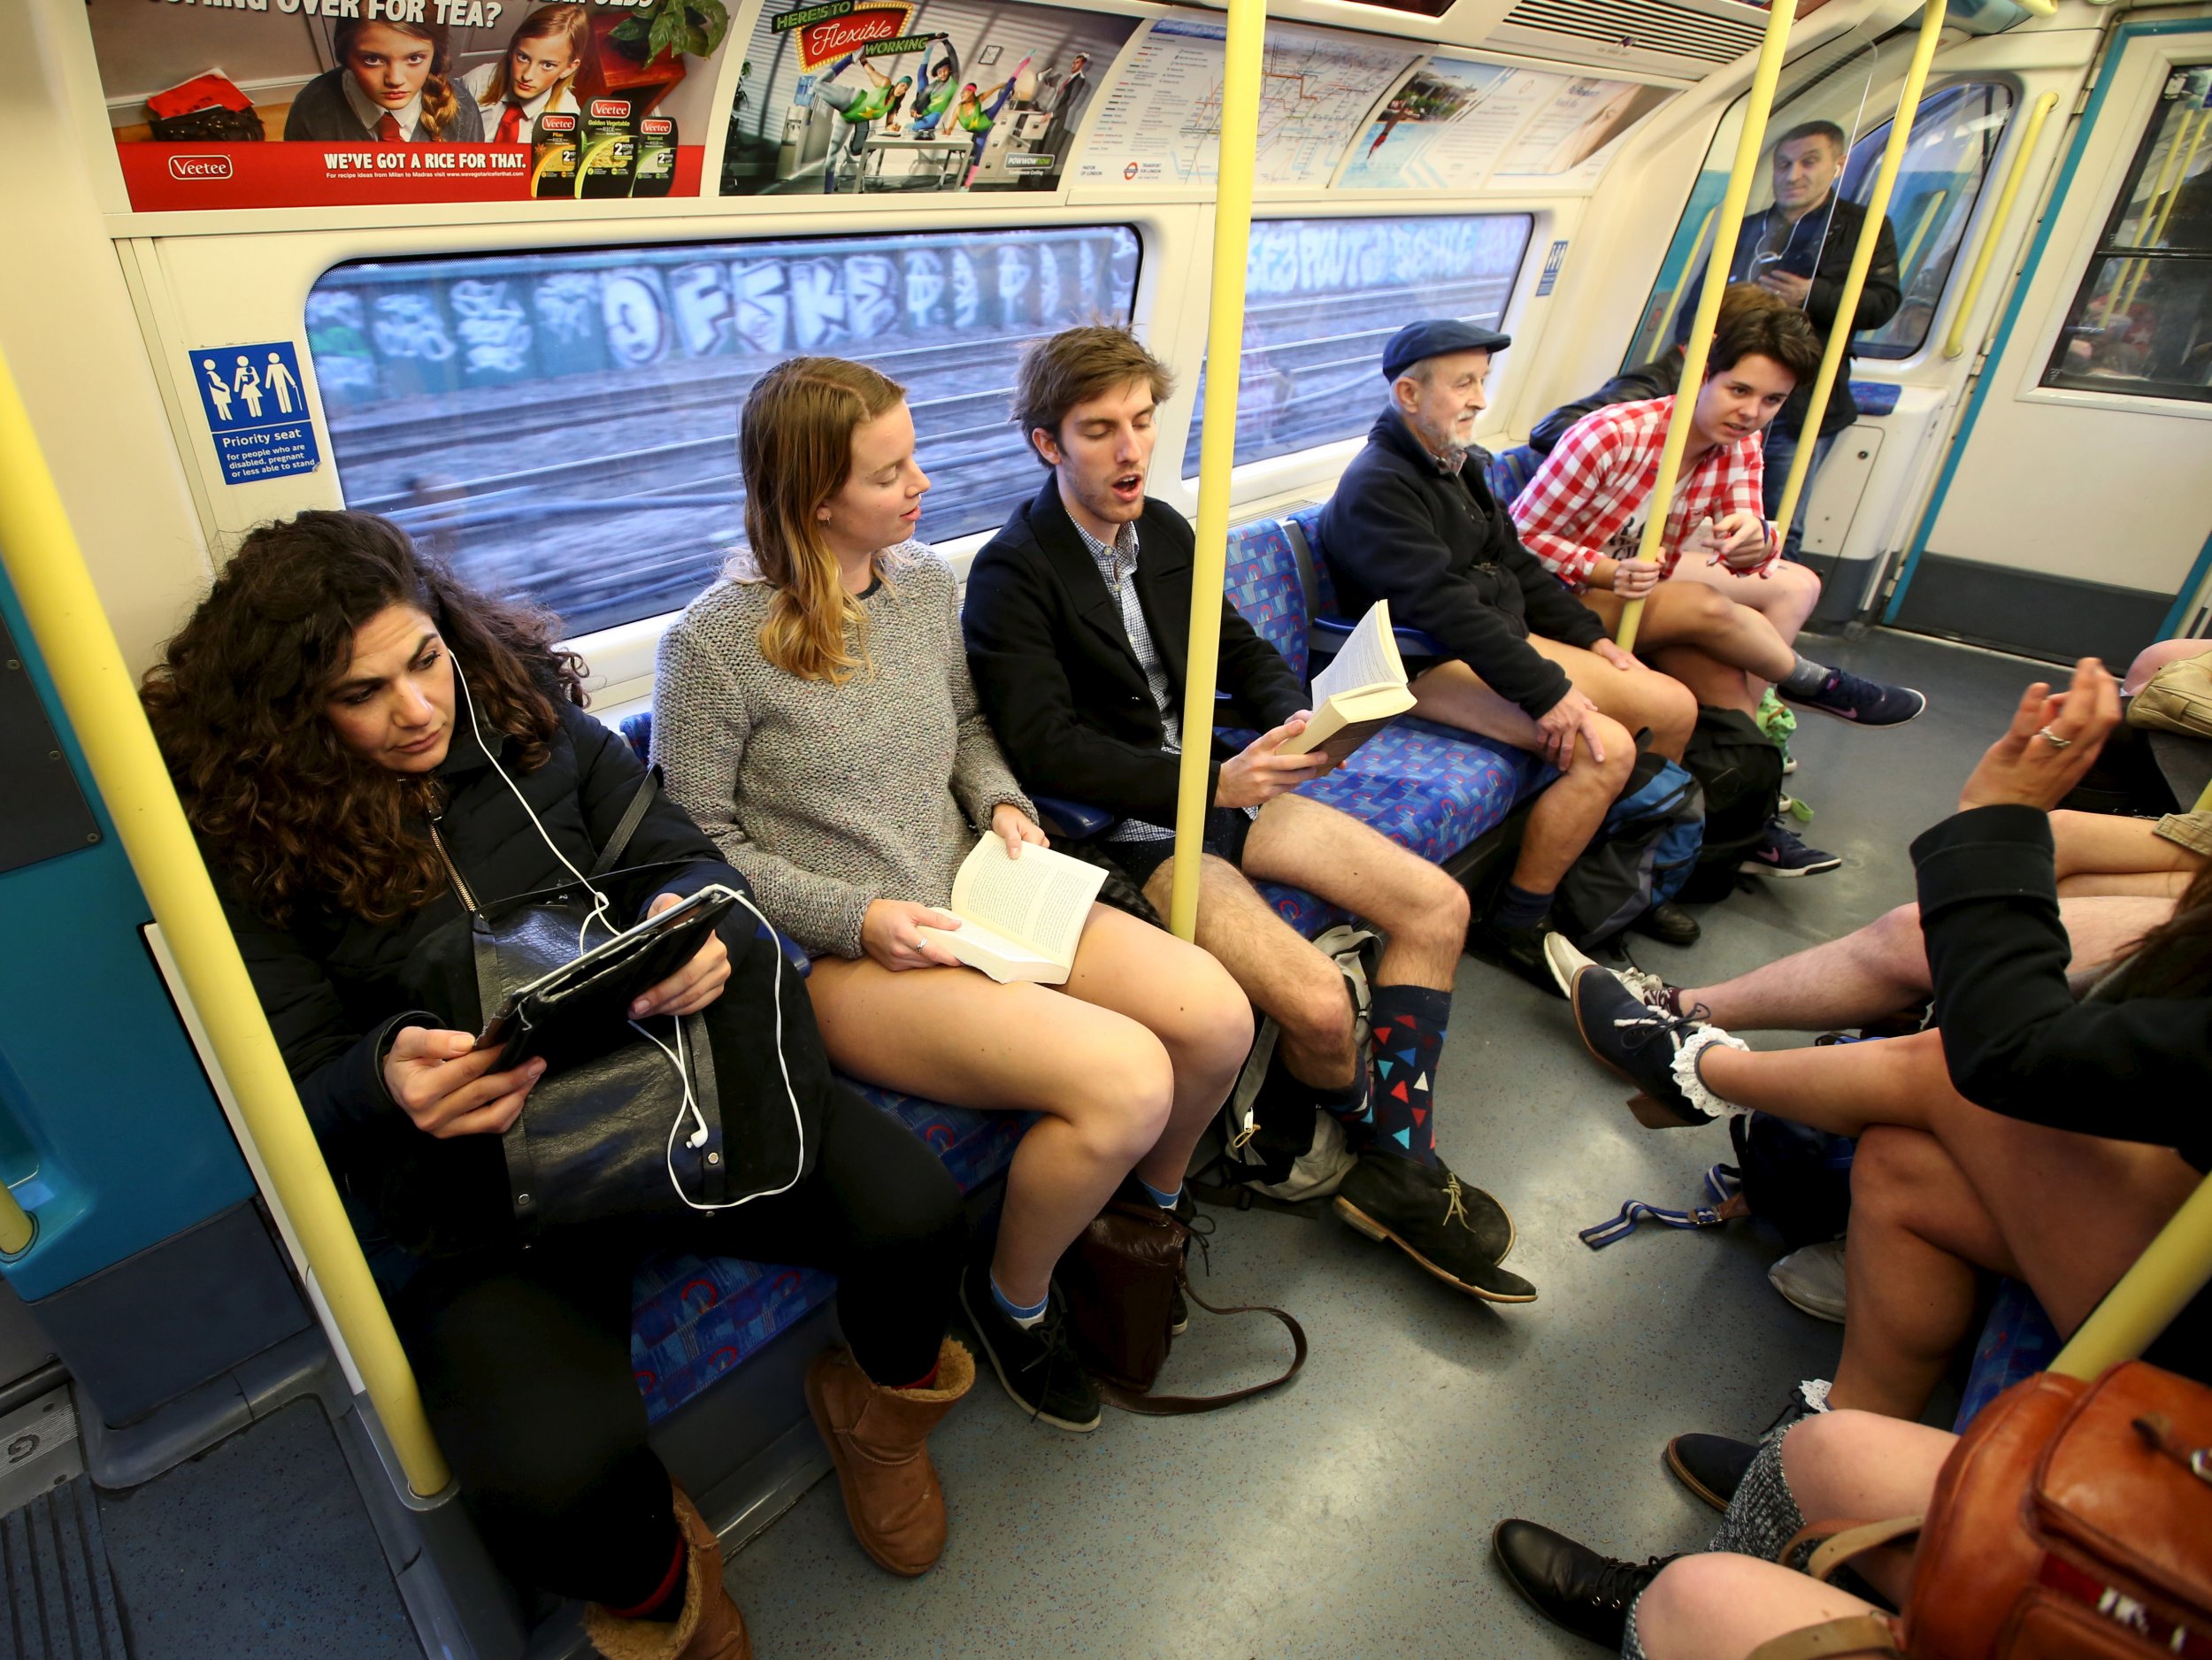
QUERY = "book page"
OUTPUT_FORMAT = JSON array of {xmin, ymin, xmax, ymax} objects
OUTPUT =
[
  {"xmin": 916, "ymin": 918, "xmax": 1064, "ymax": 985},
  {"xmin": 1312, "ymin": 600, "xmax": 1409, "ymax": 706},
  {"xmin": 949, "ymin": 838, "xmax": 1109, "ymax": 968}
]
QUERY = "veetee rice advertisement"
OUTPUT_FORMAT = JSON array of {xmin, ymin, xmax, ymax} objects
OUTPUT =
[{"xmin": 88, "ymin": 2, "xmax": 739, "ymax": 211}]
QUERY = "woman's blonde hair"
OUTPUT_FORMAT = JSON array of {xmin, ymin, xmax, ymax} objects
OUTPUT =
[
  {"xmin": 484, "ymin": 4, "xmax": 591, "ymax": 106},
  {"xmin": 334, "ymin": 20, "xmax": 463, "ymax": 140},
  {"xmin": 739, "ymin": 356, "xmax": 907, "ymax": 683}
]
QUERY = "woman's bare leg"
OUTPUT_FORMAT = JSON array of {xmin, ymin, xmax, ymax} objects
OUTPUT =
[
  {"xmin": 1634, "ymin": 1555, "xmax": 1881, "ymax": 1660},
  {"xmin": 1779, "ymin": 1410, "xmax": 1955, "ymax": 1605},
  {"xmin": 2051, "ymin": 809, "xmax": 2203, "ymax": 898}
]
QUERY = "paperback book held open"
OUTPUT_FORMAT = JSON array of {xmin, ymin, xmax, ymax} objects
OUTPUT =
[
  {"xmin": 1279, "ymin": 601, "xmax": 1418, "ymax": 764},
  {"xmin": 916, "ymin": 836, "xmax": 1110, "ymax": 986}
]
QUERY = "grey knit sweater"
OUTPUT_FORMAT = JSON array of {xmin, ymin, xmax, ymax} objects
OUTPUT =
[{"xmin": 652, "ymin": 543, "xmax": 1035, "ymax": 959}]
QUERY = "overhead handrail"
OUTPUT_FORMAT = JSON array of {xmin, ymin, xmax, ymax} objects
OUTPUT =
[
  {"xmin": 1169, "ymin": 0, "xmax": 1267, "ymax": 940},
  {"xmin": 1769, "ymin": 0, "xmax": 1948, "ymax": 546},
  {"xmin": 1617, "ymin": 0, "xmax": 1801, "ymax": 650},
  {"xmin": 1945, "ymin": 90, "xmax": 2061, "ymax": 358},
  {"xmin": 0, "ymin": 346, "xmax": 453, "ymax": 1500},
  {"xmin": 2052, "ymin": 1176, "xmax": 2212, "ymax": 1378}
]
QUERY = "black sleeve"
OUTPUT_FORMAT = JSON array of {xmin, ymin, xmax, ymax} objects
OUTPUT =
[
  {"xmin": 1810, "ymin": 211, "xmax": 1901, "ymax": 335},
  {"xmin": 1217, "ymin": 596, "xmax": 1310, "ymax": 727},
  {"xmin": 1530, "ymin": 361, "xmax": 1671, "ymax": 455},
  {"xmin": 563, "ymin": 701, "xmax": 749, "ymax": 914},
  {"xmin": 1914, "ymin": 804, "xmax": 2212, "ymax": 1151},
  {"xmin": 1507, "ymin": 535, "xmax": 1608, "ymax": 652},
  {"xmin": 963, "ymin": 546, "xmax": 1210, "ymax": 823},
  {"xmin": 1333, "ymin": 469, "xmax": 1574, "ymax": 718}
]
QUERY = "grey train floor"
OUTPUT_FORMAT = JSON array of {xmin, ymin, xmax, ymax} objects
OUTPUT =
[{"xmin": 722, "ymin": 626, "xmax": 2044, "ymax": 1659}]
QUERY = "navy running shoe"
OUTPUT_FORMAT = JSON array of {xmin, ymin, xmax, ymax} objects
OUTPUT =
[
  {"xmin": 1740, "ymin": 820, "xmax": 1841, "ymax": 879},
  {"xmin": 1786, "ymin": 667, "xmax": 1926, "ymax": 726}
]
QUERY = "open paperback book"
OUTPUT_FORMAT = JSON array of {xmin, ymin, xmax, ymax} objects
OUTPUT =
[
  {"xmin": 915, "ymin": 835, "xmax": 1110, "ymax": 986},
  {"xmin": 1279, "ymin": 600, "xmax": 1418, "ymax": 764}
]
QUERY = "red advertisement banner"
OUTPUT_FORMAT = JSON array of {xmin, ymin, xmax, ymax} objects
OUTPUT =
[{"xmin": 119, "ymin": 142, "xmax": 704, "ymax": 211}]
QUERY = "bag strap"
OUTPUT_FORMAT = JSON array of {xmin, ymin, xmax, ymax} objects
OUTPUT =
[
  {"xmin": 1777, "ymin": 1515, "xmax": 1925, "ymax": 1582},
  {"xmin": 683, "ymin": 1011, "xmax": 727, "ymax": 1207},
  {"xmin": 591, "ymin": 771, "xmax": 659, "ymax": 879},
  {"xmin": 1091, "ymin": 1285, "xmax": 1307, "ymax": 1417},
  {"xmin": 1743, "ymin": 1615, "xmax": 1904, "ymax": 1660}
]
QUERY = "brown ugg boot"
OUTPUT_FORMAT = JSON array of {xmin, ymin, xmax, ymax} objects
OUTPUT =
[
  {"xmin": 582, "ymin": 1486, "xmax": 752, "ymax": 1660},
  {"xmin": 804, "ymin": 1337, "xmax": 975, "ymax": 1577}
]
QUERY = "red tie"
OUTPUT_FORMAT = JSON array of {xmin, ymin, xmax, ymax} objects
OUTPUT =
[
  {"xmin": 375, "ymin": 112, "xmax": 402, "ymax": 142},
  {"xmin": 495, "ymin": 102, "xmax": 526, "ymax": 145}
]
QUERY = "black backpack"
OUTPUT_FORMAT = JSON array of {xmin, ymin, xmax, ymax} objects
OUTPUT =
[
  {"xmin": 1676, "ymin": 706, "xmax": 1784, "ymax": 903},
  {"xmin": 1554, "ymin": 749, "xmax": 1705, "ymax": 947}
]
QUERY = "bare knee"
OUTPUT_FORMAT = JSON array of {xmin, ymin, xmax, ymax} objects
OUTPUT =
[
  {"xmin": 1279, "ymin": 953, "xmax": 1356, "ymax": 1059},
  {"xmin": 1374, "ymin": 858, "xmax": 1471, "ymax": 949},
  {"xmin": 1154, "ymin": 945, "xmax": 1256, "ymax": 1079},
  {"xmin": 1632, "ymin": 1556, "xmax": 1738, "ymax": 1657},
  {"xmin": 1850, "ymin": 1125, "xmax": 1948, "ymax": 1226},
  {"xmin": 1060, "ymin": 1027, "xmax": 1176, "ymax": 1165},
  {"xmin": 1865, "ymin": 901, "xmax": 1932, "ymax": 985},
  {"xmin": 1584, "ymin": 714, "xmax": 1636, "ymax": 785}
]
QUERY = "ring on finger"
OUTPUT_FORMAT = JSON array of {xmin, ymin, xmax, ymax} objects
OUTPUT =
[{"xmin": 2036, "ymin": 725, "xmax": 2073, "ymax": 749}]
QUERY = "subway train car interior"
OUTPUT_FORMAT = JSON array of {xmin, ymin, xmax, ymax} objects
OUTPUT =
[{"xmin": 1, "ymin": 0, "xmax": 2209, "ymax": 1652}]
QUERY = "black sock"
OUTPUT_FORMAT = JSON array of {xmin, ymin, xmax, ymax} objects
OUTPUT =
[
  {"xmin": 1489, "ymin": 881, "xmax": 1552, "ymax": 933},
  {"xmin": 1256, "ymin": 1042, "xmax": 1371, "ymax": 1145}
]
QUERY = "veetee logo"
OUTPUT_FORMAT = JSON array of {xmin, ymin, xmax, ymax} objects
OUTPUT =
[
  {"xmin": 796, "ymin": 6, "xmax": 910, "ymax": 72},
  {"xmin": 589, "ymin": 99, "xmax": 633, "ymax": 120},
  {"xmin": 167, "ymin": 155, "xmax": 234, "ymax": 181}
]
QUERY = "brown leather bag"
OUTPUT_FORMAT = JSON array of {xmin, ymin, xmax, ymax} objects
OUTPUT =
[
  {"xmin": 1056, "ymin": 1197, "xmax": 1306, "ymax": 1416},
  {"xmin": 1749, "ymin": 1361, "xmax": 2212, "ymax": 1660}
]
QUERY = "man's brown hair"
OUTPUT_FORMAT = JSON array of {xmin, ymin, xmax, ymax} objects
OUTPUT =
[
  {"xmin": 1707, "ymin": 298, "xmax": 1823, "ymax": 387},
  {"xmin": 1012, "ymin": 326, "xmax": 1175, "ymax": 465}
]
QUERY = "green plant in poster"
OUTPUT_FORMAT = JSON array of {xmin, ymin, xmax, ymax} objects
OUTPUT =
[{"xmin": 613, "ymin": 0, "xmax": 733, "ymax": 64}]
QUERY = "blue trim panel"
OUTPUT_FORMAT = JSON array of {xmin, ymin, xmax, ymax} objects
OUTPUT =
[
  {"xmin": 2162, "ymin": 526, "xmax": 2212, "ymax": 639},
  {"xmin": 1886, "ymin": 18, "xmax": 2212, "ymax": 623}
]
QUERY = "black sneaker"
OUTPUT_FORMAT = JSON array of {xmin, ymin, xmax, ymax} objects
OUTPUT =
[
  {"xmin": 1785, "ymin": 667, "xmax": 1926, "ymax": 727},
  {"xmin": 1740, "ymin": 819, "xmax": 1842, "ymax": 879},
  {"xmin": 1168, "ymin": 1284, "xmax": 1189, "ymax": 1337},
  {"xmin": 1333, "ymin": 1151, "xmax": 1534, "ymax": 1303},
  {"xmin": 1569, "ymin": 966, "xmax": 1744, "ymax": 1128},
  {"xmin": 956, "ymin": 1261, "xmax": 1102, "ymax": 1433},
  {"xmin": 1468, "ymin": 915, "xmax": 1565, "ymax": 999},
  {"xmin": 1492, "ymin": 1519, "xmax": 1674, "ymax": 1650}
]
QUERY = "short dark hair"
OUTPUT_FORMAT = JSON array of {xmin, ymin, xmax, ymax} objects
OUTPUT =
[
  {"xmin": 1774, "ymin": 119, "xmax": 1847, "ymax": 158},
  {"xmin": 1011, "ymin": 326, "xmax": 1174, "ymax": 465},
  {"xmin": 1707, "ymin": 301, "xmax": 1823, "ymax": 386}
]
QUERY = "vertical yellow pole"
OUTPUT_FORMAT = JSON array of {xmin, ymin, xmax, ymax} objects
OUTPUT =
[
  {"xmin": 2120, "ymin": 108, "xmax": 2208, "ymax": 312},
  {"xmin": 1945, "ymin": 91, "xmax": 2061, "ymax": 360},
  {"xmin": 0, "ymin": 1183, "xmax": 31, "ymax": 1256},
  {"xmin": 2101, "ymin": 107, "xmax": 2199, "ymax": 324},
  {"xmin": 2051, "ymin": 1178, "xmax": 2212, "ymax": 1379},
  {"xmin": 1617, "ymin": 0, "xmax": 1800, "ymax": 651},
  {"xmin": 0, "ymin": 348, "xmax": 453, "ymax": 1499},
  {"xmin": 1169, "ymin": 0, "xmax": 1267, "ymax": 941},
  {"xmin": 1897, "ymin": 188, "xmax": 1948, "ymax": 277},
  {"xmin": 1770, "ymin": 0, "xmax": 1947, "ymax": 546}
]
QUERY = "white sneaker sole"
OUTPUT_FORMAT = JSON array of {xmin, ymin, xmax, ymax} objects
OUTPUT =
[{"xmin": 1739, "ymin": 857, "xmax": 1841, "ymax": 879}]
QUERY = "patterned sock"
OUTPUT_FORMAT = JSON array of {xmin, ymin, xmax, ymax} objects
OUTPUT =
[
  {"xmin": 1365, "ymin": 984, "xmax": 1450, "ymax": 1166},
  {"xmin": 1707, "ymin": 1433, "xmax": 1804, "ymax": 1560}
]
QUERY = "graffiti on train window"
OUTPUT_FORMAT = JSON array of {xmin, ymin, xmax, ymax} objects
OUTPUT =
[
  {"xmin": 88, "ymin": 7, "xmax": 735, "ymax": 212},
  {"xmin": 1179, "ymin": 213, "xmax": 1532, "ymax": 479},
  {"xmin": 306, "ymin": 226, "xmax": 1140, "ymax": 638},
  {"xmin": 2043, "ymin": 66, "xmax": 2212, "ymax": 404},
  {"xmin": 723, "ymin": 0, "xmax": 1137, "ymax": 196}
]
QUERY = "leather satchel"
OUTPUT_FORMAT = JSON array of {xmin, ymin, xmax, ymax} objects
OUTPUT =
[
  {"xmin": 1056, "ymin": 1197, "xmax": 1307, "ymax": 1416},
  {"xmin": 1747, "ymin": 1360, "xmax": 2212, "ymax": 1660}
]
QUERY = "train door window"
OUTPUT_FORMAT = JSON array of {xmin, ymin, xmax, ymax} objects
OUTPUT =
[
  {"xmin": 303, "ymin": 226, "xmax": 1142, "ymax": 638},
  {"xmin": 2041, "ymin": 65, "xmax": 2212, "ymax": 403},
  {"xmin": 1179, "ymin": 213, "xmax": 1534, "ymax": 480}
]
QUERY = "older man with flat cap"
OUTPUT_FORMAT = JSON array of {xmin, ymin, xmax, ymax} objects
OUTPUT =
[{"xmin": 1318, "ymin": 320, "xmax": 1697, "ymax": 988}]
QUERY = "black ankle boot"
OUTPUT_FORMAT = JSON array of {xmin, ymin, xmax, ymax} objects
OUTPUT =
[{"xmin": 1493, "ymin": 1519, "xmax": 1672, "ymax": 1649}]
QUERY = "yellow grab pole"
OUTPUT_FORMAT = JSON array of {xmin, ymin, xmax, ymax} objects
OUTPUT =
[
  {"xmin": 2051, "ymin": 1177, "xmax": 2212, "ymax": 1379},
  {"xmin": 2101, "ymin": 106, "xmax": 2198, "ymax": 324},
  {"xmin": 2121, "ymin": 108, "xmax": 2208, "ymax": 312},
  {"xmin": 2198, "ymin": 771, "xmax": 2212, "ymax": 814},
  {"xmin": 1897, "ymin": 187, "xmax": 1948, "ymax": 277},
  {"xmin": 1169, "ymin": 0, "xmax": 1266, "ymax": 941},
  {"xmin": 0, "ymin": 1182, "xmax": 32, "ymax": 1257},
  {"xmin": 1617, "ymin": 0, "xmax": 1799, "ymax": 651},
  {"xmin": 1769, "ymin": 0, "xmax": 1947, "ymax": 546},
  {"xmin": 1946, "ymin": 91, "xmax": 2060, "ymax": 359},
  {"xmin": 0, "ymin": 348, "xmax": 452, "ymax": 1499}
]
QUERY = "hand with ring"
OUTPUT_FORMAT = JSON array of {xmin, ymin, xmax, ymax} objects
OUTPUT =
[
  {"xmin": 1956, "ymin": 657, "xmax": 2121, "ymax": 814},
  {"xmin": 860, "ymin": 897, "xmax": 964, "ymax": 972}
]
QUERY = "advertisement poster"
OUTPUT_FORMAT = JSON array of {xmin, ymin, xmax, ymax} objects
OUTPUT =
[
  {"xmin": 721, "ymin": 0, "xmax": 1136, "ymax": 195},
  {"xmin": 88, "ymin": 4, "xmax": 734, "ymax": 211},
  {"xmin": 1075, "ymin": 19, "xmax": 1417, "ymax": 192},
  {"xmin": 1494, "ymin": 76, "xmax": 1674, "ymax": 181},
  {"xmin": 1336, "ymin": 57, "xmax": 1531, "ymax": 190}
]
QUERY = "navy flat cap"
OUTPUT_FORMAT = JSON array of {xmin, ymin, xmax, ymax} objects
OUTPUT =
[{"xmin": 1382, "ymin": 319, "xmax": 1513, "ymax": 381}]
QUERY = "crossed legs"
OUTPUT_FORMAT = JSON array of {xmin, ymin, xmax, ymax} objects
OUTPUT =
[
  {"xmin": 1580, "ymin": 577, "xmax": 1809, "ymax": 719},
  {"xmin": 806, "ymin": 904, "xmax": 1249, "ymax": 1305}
]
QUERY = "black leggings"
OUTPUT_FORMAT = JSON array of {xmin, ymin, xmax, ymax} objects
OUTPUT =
[{"xmin": 391, "ymin": 1083, "xmax": 966, "ymax": 1607}]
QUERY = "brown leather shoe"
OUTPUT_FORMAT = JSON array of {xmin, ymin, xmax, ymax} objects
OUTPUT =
[
  {"xmin": 805, "ymin": 1337, "xmax": 975, "ymax": 1577},
  {"xmin": 582, "ymin": 1486, "xmax": 752, "ymax": 1660}
]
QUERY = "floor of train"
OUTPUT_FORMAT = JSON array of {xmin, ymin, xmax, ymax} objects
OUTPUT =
[{"xmin": 73, "ymin": 626, "xmax": 2044, "ymax": 1658}]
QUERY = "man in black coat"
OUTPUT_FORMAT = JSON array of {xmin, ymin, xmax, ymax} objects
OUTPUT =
[
  {"xmin": 1317, "ymin": 320, "xmax": 1697, "ymax": 980},
  {"xmin": 964, "ymin": 325, "xmax": 1536, "ymax": 1305},
  {"xmin": 1674, "ymin": 119, "xmax": 1901, "ymax": 557}
]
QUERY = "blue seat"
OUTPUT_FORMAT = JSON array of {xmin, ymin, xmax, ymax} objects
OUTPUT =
[{"xmin": 1953, "ymin": 1278, "xmax": 2062, "ymax": 1433}]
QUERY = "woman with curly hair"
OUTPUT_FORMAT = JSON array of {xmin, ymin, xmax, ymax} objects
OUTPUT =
[{"xmin": 143, "ymin": 511, "xmax": 972, "ymax": 1660}]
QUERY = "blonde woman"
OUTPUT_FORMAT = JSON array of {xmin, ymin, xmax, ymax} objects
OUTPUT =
[
  {"xmin": 654, "ymin": 357, "xmax": 1251, "ymax": 1435},
  {"xmin": 464, "ymin": 4, "xmax": 588, "ymax": 145}
]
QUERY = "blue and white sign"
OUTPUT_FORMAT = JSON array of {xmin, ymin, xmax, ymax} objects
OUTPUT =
[
  {"xmin": 188, "ymin": 342, "xmax": 319, "ymax": 486},
  {"xmin": 1535, "ymin": 240, "xmax": 1570, "ymax": 297}
]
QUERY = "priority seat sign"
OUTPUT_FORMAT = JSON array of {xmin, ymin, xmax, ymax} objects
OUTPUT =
[{"xmin": 188, "ymin": 342, "xmax": 320, "ymax": 486}]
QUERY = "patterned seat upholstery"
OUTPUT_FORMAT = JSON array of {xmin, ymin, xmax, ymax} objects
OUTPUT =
[
  {"xmin": 1224, "ymin": 518, "xmax": 1311, "ymax": 681},
  {"xmin": 611, "ymin": 708, "xmax": 1028, "ymax": 1421},
  {"xmin": 1953, "ymin": 1278, "xmax": 2061, "ymax": 1432}
]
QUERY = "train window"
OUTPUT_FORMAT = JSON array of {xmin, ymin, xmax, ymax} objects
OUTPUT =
[
  {"xmin": 1179, "ymin": 213, "xmax": 1533, "ymax": 480},
  {"xmin": 1847, "ymin": 82, "xmax": 2016, "ymax": 358},
  {"xmin": 304, "ymin": 226, "xmax": 1142, "ymax": 638},
  {"xmin": 2041, "ymin": 66, "xmax": 2212, "ymax": 403}
]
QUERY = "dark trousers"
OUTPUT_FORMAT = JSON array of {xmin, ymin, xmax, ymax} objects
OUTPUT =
[{"xmin": 392, "ymin": 1083, "xmax": 966, "ymax": 1607}]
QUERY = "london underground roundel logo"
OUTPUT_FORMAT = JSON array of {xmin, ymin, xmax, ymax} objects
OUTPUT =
[{"xmin": 1124, "ymin": 162, "xmax": 1140, "ymax": 181}]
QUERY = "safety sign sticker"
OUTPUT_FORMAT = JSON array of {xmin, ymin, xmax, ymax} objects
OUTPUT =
[{"xmin": 188, "ymin": 342, "xmax": 319, "ymax": 486}]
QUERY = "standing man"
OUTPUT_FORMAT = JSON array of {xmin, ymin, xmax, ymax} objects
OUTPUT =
[
  {"xmin": 1675, "ymin": 119, "xmax": 1901, "ymax": 560},
  {"xmin": 1039, "ymin": 54, "xmax": 1092, "ymax": 161},
  {"xmin": 964, "ymin": 326, "xmax": 1536, "ymax": 1306}
]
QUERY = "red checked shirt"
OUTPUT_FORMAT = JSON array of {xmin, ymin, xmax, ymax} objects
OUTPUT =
[{"xmin": 1509, "ymin": 396, "xmax": 1770, "ymax": 592}]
